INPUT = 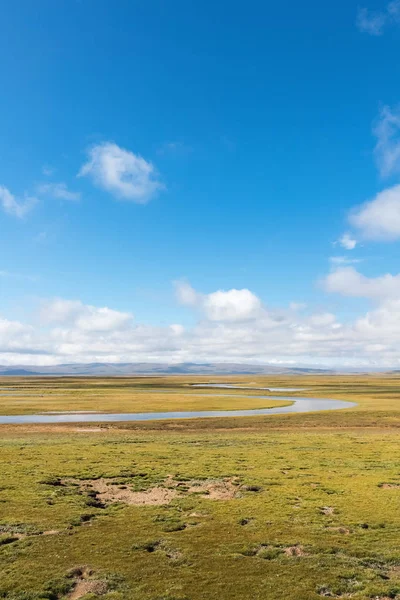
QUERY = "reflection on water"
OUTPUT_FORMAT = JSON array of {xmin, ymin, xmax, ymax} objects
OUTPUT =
[{"xmin": 0, "ymin": 396, "xmax": 355, "ymax": 424}]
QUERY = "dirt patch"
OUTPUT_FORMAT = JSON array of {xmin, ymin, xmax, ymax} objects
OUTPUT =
[
  {"xmin": 69, "ymin": 580, "xmax": 108, "ymax": 599},
  {"xmin": 380, "ymin": 483, "xmax": 400, "ymax": 489},
  {"xmin": 63, "ymin": 476, "xmax": 240, "ymax": 506},
  {"xmin": 183, "ymin": 478, "xmax": 239, "ymax": 500},
  {"xmin": 67, "ymin": 566, "xmax": 108, "ymax": 599},
  {"xmin": 63, "ymin": 478, "xmax": 178, "ymax": 506},
  {"xmin": 284, "ymin": 545, "xmax": 307, "ymax": 557}
]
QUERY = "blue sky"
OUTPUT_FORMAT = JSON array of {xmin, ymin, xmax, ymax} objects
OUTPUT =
[{"xmin": 2, "ymin": 0, "xmax": 400, "ymax": 367}]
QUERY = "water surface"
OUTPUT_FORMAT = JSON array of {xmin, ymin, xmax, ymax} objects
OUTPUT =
[{"xmin": 0, "ymin": 395, "xmax": 355, "ymax": 424}]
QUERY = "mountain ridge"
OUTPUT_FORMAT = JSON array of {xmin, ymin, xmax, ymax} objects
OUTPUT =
[{"xmin": 0, "ymin": 362, "xmax": 335, "ymax": 376}]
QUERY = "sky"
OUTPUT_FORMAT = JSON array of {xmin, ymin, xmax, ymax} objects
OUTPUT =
[{"xmin": 2, "ymin": 0, "xmax": 400, "ymax": 368}]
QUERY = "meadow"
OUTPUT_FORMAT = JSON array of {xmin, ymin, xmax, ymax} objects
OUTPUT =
[{"xmin": 1, "ymin": 375, "xmax": 400, "ymax": 600}]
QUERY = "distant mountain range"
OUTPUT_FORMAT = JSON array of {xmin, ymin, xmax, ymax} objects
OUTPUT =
[{"xmin": 0, "ymin": 362, "xmax": 335, "ymax": 376}]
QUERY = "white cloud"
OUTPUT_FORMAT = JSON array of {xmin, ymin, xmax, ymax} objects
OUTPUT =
[
  {"xmin": 79, "ymin": 142, "xmax": 164, "ymax": 203},
  {"xmin": 354, "ymin": 297, "xmax": 400, "ymax": 339},
  {"xmin": 0, "ymin": 316, "xmax": 37, "ymax": 357},
  {"xmin": 338, "ymin": 107, "xmax": 400, "ymax": 244},
  {"xmin": 357, "ymin": 2, "xmax": 400, "ymax": 35},
  {"xmin": 0, "ymin": 186, "xmax": 37, "ymax": 218},
  {"xmin": 373, "ymin": 105, "xmax": 400, "ymax": 177},
  {"xmin": 175, "ymin": 281, "xmax": 263, "ymax": 321},
  {"xmin": 289, "ymin": 302, "xmax": 307, "ymax": 311},
  {"xmin": 170, "ymin": 324, "xmax": 185, "ymax": 335},
  {"xmin": 307, "ymin": 313, "xmax": 337, "ymax": 327},
  {"xmin": 40, "ymin": 298, "xmax": 132, "ymax": 332},
  {"xmin": 4, "ymin": 279, "xmax": 400, "ymax": 367},
  {"xmin": 337, "ymin": 233, "xmax": 357, "ymax": 250},
  {"xmin": 330, "ymin": 256, "xmax": 362, "ymax": 265},
  {"xmin": 174, "ymin": 281, "xmax": 201, "ymax": 307},
  {"xmin": 350, "ymin": 184, "xmax": 400, "ymax": 240},
  {"xmin": 38, "ymin": 182, "xmax": 80, "ymax": 201},
  {"xmin": 356, "ymin": 7, "xmax": 387, "ymax": 35},
  {"xmin": 204, "ymin": 289, "xmax": 262, "ymax": 321},
  {"xmin": 322, "ymin": 266, "xmax": 400, "ymax": 299}
]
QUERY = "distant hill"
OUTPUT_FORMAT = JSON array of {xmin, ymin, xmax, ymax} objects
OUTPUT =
[{"xmin": 0, "ymin": 362, "xmax": 335, "ymax": 376}]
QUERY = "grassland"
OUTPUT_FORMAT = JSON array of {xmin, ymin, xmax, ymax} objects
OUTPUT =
[{"xmin": 1, "ymin": 375, "xmax": 400, "ymax": 600}]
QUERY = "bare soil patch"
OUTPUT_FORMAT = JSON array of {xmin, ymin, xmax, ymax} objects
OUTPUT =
[
  {"xmin": 63, "ymin": 476, "xmax": 240, "ymax": 506},
  {"xmin": 67, "ymin": 566, "xmax": 108, "ymax": 599},
  {"xmin": 284, "ymin": 545, "xmax": 307, "ymax": 557},
  {"xmin": 182, "ymin": 478, "xmax": 239, "ymax": 500},
  {"xmin": 66, "ymin": 478, "xmax": 179, "ymax": 506}
]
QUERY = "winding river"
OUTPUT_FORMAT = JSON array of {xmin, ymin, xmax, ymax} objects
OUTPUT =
[{"xmin": 0, "ymin": 393, "xmax": 355, "ymax": 424}]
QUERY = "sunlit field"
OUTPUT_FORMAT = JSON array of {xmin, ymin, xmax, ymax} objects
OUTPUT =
[{"xmin": 1, "ymin": 375, "xmax": 400, "ymax": 600}]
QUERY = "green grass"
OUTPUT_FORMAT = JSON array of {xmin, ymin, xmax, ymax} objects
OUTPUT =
[
  {"xmin": 0, "ymin": 376, "xmax": 295, "ymax": 415},
  {"xmin": 1, "ymin": 375, "xmax": 400, "ymax": 599}
]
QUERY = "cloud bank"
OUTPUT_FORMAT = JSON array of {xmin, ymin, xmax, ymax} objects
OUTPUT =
[{"xmin": 2, "ymin": 276, "xmax": 400, "ymax": 368}]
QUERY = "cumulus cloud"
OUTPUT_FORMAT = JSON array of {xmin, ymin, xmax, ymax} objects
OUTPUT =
[
  {"xmin": 175, "ymin": 281, "xmax": 263, "ymax": 321},
  {"xmin": 174, "ymin": 281, "xmax": 201, "ymax": 307},
  {"xmin": 40, "ymin": 298, "xmax": 133, "ymax": 332},
  {"xmin": 307, "ymin": 313, "xmax": 337, "ymax": 327},
  {"xmin": 38, "ymin": 182, "xmax": 80, "ymax": 201},
  {"xmin": 0, "ymin": 186, "xmax": 37, "ymax": 218},
  {"xmin": 79, "ymin": 142, "xmax": 164, "ymax": 203},
  {"xmin": 337, "ymin": 233, "xmax": 357, "ymax": 250},
  {"xmin": 350, "ymin": 184, "xmax": 400, "ymax": 240},
  {"xmin": 0, "ymin": 316, "xmax": 38, "ymax": 357},
  {"xmin": 322, "ymin": 266, "xmax": 400, "ymax": 299},
  {"xmin": 337, "ymin": 107, "xmax": 400, "ymax": 244},
  {"xmin": 203, "ymin": 289, "xmax": 262, "ymax": 321},
  {"xmin": 3, "ymin": 280, "xmax": 400, "ymax": 368}
]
